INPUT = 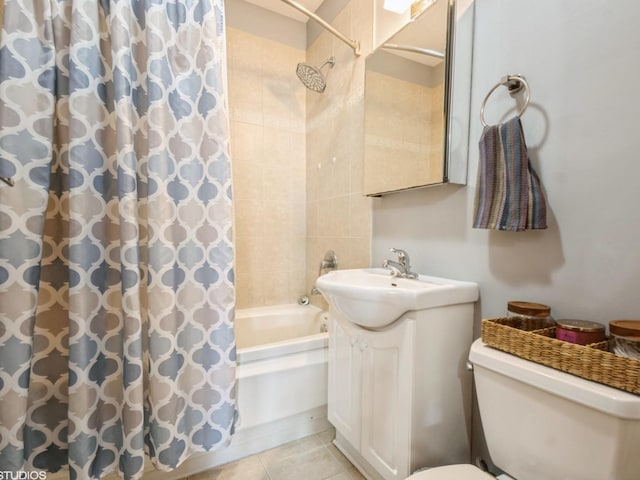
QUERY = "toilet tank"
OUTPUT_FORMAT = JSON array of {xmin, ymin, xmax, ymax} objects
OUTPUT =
[{"xmin": 469, "ymin": 339, "xmax": 640, "ymax": 480}]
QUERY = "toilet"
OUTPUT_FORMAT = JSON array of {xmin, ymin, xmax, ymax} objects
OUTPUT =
[{"xmin": 408, "ymin": 339, "xmax": 640, "ymax": 480}]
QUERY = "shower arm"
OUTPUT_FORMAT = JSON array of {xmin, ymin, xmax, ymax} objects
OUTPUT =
[
  {"xmin": 381, "ymin": 43, "xmax": 445, "ymax": 59},
  {"xmin": 280, "ymin": 0, "xmax": 361, "ymax": 56}
]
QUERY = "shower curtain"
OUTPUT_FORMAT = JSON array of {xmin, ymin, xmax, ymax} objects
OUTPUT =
[{"xmin": 0, "ymin": 1, "xmax": 237, "ymax": 479}]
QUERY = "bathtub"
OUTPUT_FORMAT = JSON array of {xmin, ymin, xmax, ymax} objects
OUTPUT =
[
  {"xmin": 236, "ymin": 303, "xmax": 329, "ymax": 361},
  {"xmin": 50, "ymin": 303, "xmax": 331, "ymax": 480},
  {"xmin": 234, "ymin": 303, "xmax": 330, "ymax": 431}
]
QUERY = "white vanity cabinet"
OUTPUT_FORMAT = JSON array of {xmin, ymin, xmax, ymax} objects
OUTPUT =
[
  {"xmin": 327, "ymin": 303, "xmax": 475, "ymax": 480},
  {"xmin": 329, "ymin": 314, "xmax": 414, "ymax": 479}
]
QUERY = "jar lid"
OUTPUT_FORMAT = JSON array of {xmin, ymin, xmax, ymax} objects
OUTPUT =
[
  {"xmin": 507, "ymin": 301, "xmax": 551, "ymax": 317},
  {"xmin": 556, "ymin": 319, "xmax": 605, "ymax": 332},
  {"xmin": 609, "ymin": 320, "xmax": 640, "ymax": 338}
]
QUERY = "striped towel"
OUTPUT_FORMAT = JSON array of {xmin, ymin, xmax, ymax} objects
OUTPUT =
[{"xmin": 473, "ymin": 116, "xmax": 547, "ymax": 231}]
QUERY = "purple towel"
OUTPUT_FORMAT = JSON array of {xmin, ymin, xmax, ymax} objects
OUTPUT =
[{"xmin": 473, "ymin": 116, "xmax": 547, "ymax": 231}]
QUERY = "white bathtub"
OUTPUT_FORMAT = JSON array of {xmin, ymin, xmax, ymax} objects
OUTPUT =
[
  {"xmin": 236, "ymin": 303, "xmax": 329, "ymax": 362},
  {"xmin": 234, "ymin": 304, "xmax": 330, "ymax": 430}
]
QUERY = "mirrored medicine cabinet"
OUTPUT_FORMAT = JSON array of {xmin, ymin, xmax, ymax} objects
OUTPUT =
[{"xmin": 364, "ymin": 0, "xmax": 474, "ymax": 196}]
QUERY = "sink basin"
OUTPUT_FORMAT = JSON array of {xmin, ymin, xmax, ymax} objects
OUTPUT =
[{"xmin": 315, "ymin": 268, "xmax": 478, "ymax": 328}]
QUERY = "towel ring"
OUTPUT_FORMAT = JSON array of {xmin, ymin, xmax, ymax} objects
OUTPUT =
[{"xmin": 480, "ymin": 74, "xmax": 530, "ymax": 127}]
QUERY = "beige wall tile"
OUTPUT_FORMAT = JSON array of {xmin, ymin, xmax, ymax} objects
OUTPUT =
[
  {"xmin": 232, "ymin": 157, "xmax": 264, "ymax": 201},
  {"xmin": 235, "ymin": 271, "xmax": 265, "ymax": 308},
  {"xmin": 305, "ymin": 1, "xmax": 373, "ymax": 294},
  {"xmin": 230, "ymin": 121, "xmax": 264, "ymax": 161},
  {"xmin": 229, "ymin": 27, "xmax": 306, "ymax": 309},
  {"xmin": 228, "ymin": 0, "xmax": 374, "ymax": 308}
]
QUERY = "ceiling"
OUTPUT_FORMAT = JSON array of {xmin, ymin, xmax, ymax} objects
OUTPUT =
[{"xmin": 244, "ymin": 0, "xmax": 324, "ymax": 22}]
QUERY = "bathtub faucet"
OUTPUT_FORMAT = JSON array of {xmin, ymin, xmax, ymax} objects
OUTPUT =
[
  {"xmin": 312, "ymin": 250, "xmax": 338, "ymax": 295},
  {"xmin": 383, "ymin": 248, "xmax": 418, "ymax": 279},
  {"xmin": 318, "ymin": 250, "xmax": 338, "ymax": 277}
]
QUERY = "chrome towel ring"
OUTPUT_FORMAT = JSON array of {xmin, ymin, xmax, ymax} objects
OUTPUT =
[{"xmin": 480, "ymin": 74, "xmax": 530, "ymax": 127}]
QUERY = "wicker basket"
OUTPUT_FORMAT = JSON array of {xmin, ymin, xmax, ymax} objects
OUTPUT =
[{"xmin": 481, "ymin": 318, "xmax": 640, "ymax": 395}]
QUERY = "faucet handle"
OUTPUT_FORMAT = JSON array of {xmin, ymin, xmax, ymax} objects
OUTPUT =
[{"xmin": 390, "ymin": 247, "xmax": 410, "ymax": 266}]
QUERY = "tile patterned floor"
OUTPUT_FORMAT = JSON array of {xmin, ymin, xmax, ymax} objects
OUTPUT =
[{"xmin": 186, "ymin": 428, "xmax": 365, "ymax": 480}]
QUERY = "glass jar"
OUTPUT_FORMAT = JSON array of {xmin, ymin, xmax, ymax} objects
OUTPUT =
[
  {"xmin": 507, "ymin": 301, "xmax": 554, "ymax": 329},
  {"xmin": 609, "ymin": 320, "xmax": 640, "ymax": 360},
  {"xmin": 555, "ymin": 319, "xmax": 606, "ymax": 345}
]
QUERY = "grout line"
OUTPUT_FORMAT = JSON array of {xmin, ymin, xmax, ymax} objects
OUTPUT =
[{"xmin": 257, "ymin": 452, "xmax": 273, "ymax": 480}]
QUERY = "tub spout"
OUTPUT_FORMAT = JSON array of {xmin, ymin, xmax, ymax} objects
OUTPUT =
[
  {"xmin": 298, "ymin": 295, "xmax": 310, "ymax": 305},
  {"xmin": 318, "ymin": 250, "xmax": 338, "ymax": 277}
]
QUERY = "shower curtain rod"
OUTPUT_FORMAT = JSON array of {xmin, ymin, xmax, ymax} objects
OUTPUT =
[
  {"xmin": 382, "ymin": 43, "xmax": 445, "ymax": 59},
  {"xmin": 280, "ymin": 0, "xmax": 360, "ymax": 56}
]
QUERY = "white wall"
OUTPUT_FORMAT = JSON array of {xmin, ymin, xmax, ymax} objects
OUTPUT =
[{"xmin": 372, "ymin": 0, "xmax": 640, "ymax": 328}]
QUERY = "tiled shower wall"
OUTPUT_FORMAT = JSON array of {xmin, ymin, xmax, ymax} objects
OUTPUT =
[
  {"xmin": 305, "ymin": 0, "xmax": 373, "ymax": 306},
  {"xmin": 227, "ymin": 27, "xmax": 308, "ymax": 309},
  {"xmin": 227, "ymin": 0, "xmax": 374, "ymax": 310}
]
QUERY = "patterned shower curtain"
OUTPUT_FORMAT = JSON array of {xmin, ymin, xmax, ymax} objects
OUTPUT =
[{"xmin": 0, "ymin": 1, "xmax": 237, "ymax": 479}]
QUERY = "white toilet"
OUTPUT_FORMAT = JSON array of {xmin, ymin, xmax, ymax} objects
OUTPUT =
[{"xmin": 408, "ymin": 338, "xmax": 640, "ymax": 480}]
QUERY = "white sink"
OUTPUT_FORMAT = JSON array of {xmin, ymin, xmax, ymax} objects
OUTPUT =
[{"xmin": 315, "ymin": 268, "xmax": 478, "ymax": 328}]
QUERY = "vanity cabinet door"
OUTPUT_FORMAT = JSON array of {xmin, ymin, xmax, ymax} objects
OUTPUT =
[
  {"xmin": 328, "ymin": 315, "xmax": 363, "ymax": 448},
  {"xmin": 360, "ymin": 319, "xmax": 415, "ymax": 480}
]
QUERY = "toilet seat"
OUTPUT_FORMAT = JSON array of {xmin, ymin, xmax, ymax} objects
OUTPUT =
[{"xmin": 407, "ymin": 464, "xmax": 495, "ymax": 479}]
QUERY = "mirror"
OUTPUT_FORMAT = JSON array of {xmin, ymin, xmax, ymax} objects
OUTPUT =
[{"xmin": 364, "ymin": 0, "xmax": 474, "ymax": 196}]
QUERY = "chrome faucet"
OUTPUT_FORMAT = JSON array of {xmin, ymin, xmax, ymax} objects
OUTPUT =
[
  {"xmin": 382, "ymin": 248, "xmax": 418, "ymax": 279},
  {"xmin": 311, "ymin": 250, "xmax": 338, "ymax": 295}
]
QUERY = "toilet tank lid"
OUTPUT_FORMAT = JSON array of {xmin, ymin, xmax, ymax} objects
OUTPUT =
[{"xmin": 469, "ymin": 339, "xmax": 640, "ymax": 419}]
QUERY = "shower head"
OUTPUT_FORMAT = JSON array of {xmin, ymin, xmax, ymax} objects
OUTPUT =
[{"xmin": 296, "ymin": 57, "xmax": 335, "ymax": 93}]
